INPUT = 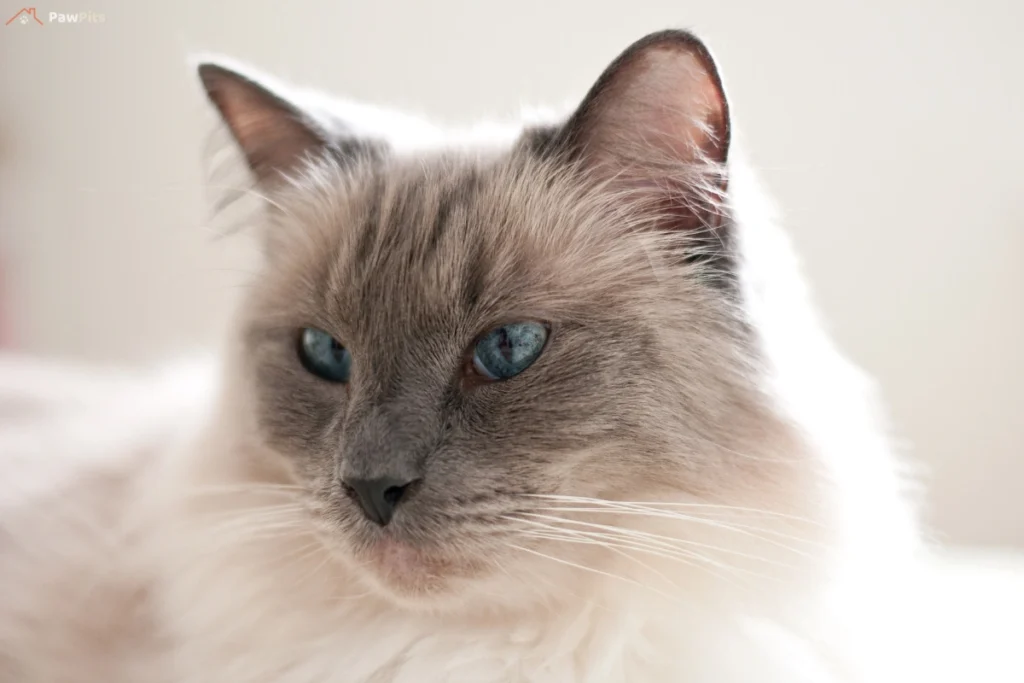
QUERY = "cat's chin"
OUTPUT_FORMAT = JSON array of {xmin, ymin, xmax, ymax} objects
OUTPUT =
[{"xmin": 347, "ymin": 536, "xmax": 490, "ymax": 611}]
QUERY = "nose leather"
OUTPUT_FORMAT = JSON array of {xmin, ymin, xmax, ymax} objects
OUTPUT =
[{"xmin": 343, "ymin": 475, "xmax": 416, "ymax": 526}]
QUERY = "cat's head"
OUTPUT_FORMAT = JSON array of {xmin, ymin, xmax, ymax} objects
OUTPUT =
[{"xmin": 199, "ymin": 31, "xmax": 826, "ymax": 611}]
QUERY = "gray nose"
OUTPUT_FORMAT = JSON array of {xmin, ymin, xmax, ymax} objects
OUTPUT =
[{"xmin": 343, "ymin": 476, "xmax": 418, "ymax": 526}]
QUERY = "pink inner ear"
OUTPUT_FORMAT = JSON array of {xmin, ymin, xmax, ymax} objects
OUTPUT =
[
  {"xmin": 576, "ymin": 41, "xmax": 730, "ymax": 170},
  {"xmin": 200, "ymin": 64, "xmax": 325, "ymax": 182},
  {"xmin": 561, "ymin": 35, "xmax": 732, "ymax": 236}
]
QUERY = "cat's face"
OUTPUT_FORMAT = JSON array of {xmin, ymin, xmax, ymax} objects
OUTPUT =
[{"xmin": 203, "ymin": 31, "xmax": 820, "ymax": 609}]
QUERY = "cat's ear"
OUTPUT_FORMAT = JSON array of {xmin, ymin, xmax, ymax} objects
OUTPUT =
[
  {"xmin": 554, "ymin": 30, "xmax": 731, "ymax": 231},
  {"xmin": 563, "ymin": 29, "xmax": 729, "ymax": 169},
  {"xmin": 197, "ymin": 62, "xmax": 336, "ymax": 185}
]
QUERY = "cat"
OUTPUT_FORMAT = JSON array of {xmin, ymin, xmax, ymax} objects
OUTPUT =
[{"xmin": 0, "ymin": 30, "xmax": 926, "ymax": 682}]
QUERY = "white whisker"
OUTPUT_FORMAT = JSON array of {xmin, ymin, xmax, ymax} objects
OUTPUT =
[
  {"xmin": 514, "ymin": 526, "xmax": 742, "ymax": 588},
  {"xmin": 532, "ymin": 505, "xmax": 822, "ymax": 551},
  {"xmin": 521, "ymin": 512, "xmax": 806, "ymax": 566},
  {"xmin": 505, "ymin": 543, "xmax": 684, "ymax": 605},
  {"xmin": 508, "ymin": 515, "xmax": 763, "ymax": 584},
  {"xmin": 525, "ymin": 494, "xmax": 824, "ymax": 527}
]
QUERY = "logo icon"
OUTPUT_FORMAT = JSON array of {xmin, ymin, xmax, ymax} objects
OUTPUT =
[{"xmin": 5, "ymin": 7, "xmax": 44, "ymax": 25}]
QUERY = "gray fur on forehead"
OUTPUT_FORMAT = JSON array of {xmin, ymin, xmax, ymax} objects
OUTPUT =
[{"xmin": 266, "ymin": 144, "xmax": 739, "ymax": 338}]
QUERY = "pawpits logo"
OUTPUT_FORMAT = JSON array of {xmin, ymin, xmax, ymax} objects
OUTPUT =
[
  {"xmin": 47, "ymin": 9, "xmax": 104, "ymax": 23},
  {"xmin": 5, "ymin": 7, "xmax": 106, "ymax": 26},
  {"xmin": 5, "ymin": 7, "xmax": 42, "ymax": 25}
]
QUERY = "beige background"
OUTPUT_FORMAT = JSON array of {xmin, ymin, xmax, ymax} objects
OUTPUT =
[{"xmin": 0, "ymin": 0, "xmax": 1021, "ymax": 547}]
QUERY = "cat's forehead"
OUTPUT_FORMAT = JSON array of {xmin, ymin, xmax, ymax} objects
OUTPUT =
[
  {"xmin": 285, "ymin": 153, "xmax": 656, "ymax": 335},
  {"xmin": 333, "ymin": 160, "xmax": 493, "ymax": 336}
]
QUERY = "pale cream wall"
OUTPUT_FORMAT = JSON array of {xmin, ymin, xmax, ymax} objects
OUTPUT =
[{"xmin": 1, "ymin": 0, "xmax": 1021, "ymax": 546}]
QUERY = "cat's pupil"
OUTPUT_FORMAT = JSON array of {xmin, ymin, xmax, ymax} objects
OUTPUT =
[{"xmin": 496, "ymin": 330, "xmax": 513, "ymax": 360}]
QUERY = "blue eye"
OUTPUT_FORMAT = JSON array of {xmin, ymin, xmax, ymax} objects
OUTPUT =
[
  {"xmin": 298, "ymin": 327, "xmax": 352, "ymax": 383},
  {"xmin": 472, "ymin": 322, "xmax": 548, "ymax": 381}
]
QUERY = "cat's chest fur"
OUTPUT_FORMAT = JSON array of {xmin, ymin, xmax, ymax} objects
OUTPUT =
[
  {"xmin": 146, "ymin": 488, "xmax": 833, "ymax": 683},
  {"xmin": 156, "ymin": 565, "xmax": 830, "ymax": 683}
]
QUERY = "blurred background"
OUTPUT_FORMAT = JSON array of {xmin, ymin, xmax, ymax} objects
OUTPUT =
[{"xmin": 0, "ymin": 1, "xmax": 1021, "ymax": 549}]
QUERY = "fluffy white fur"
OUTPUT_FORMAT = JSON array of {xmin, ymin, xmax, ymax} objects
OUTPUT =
[{"xmin": 3, "ymin": 63, "xmax": 1022, "ymax": 683}]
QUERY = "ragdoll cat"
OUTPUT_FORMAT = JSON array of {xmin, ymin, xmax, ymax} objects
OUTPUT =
[{"xmin": 0, "ymin": 30, "xmax": 927, "ymax": 682}]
